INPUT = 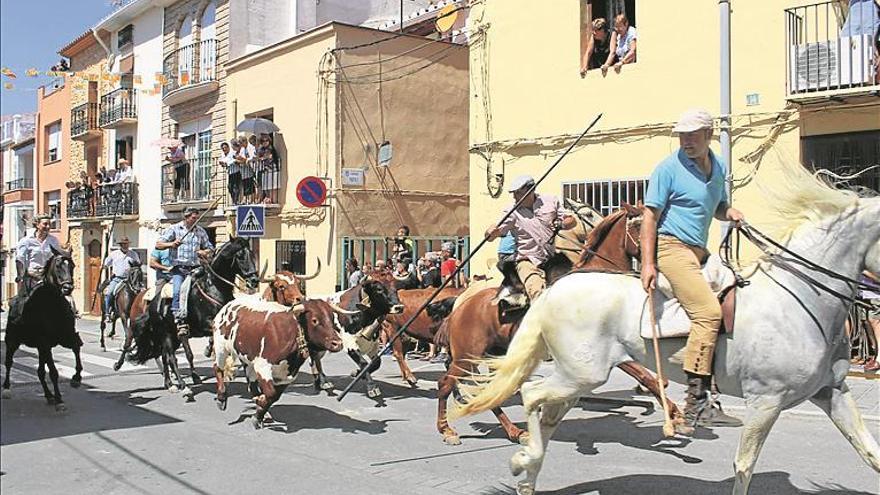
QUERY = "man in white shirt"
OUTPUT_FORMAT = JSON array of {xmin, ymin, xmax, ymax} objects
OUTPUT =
[
  {"xmin": 112, "ymin": 158, "xmax": 134, "ymax": 184},
  {"xmin": 15, "ymin": 214, "xmax": 64, "ymax": 294},
  {"xmin": 102, "ymin": 236, "xmax": 141, "ymax": 321}
]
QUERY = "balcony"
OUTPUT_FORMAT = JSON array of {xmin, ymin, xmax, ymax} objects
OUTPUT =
[
  {"xmin": 785, "ymin": 1, "xmax": 879, "ymax": 101},
  {"xmin": 161, "ymin": 157, "xmax": 227, "ymax": 211},
  {"xmin": 67, "ymin": 182, "xmax": 139, "ymax": 221},
  {"xmin": 162, "ymin": 39, "xmax": 219, "ymax": 106},
  {"xmin": 71, "ymin": 102, "xmax": 100, "ymax": 141},
  {"xmin": 4, "ymin": 177, "xmax": 33, "ymax": 191},
  {"xmin": 99, "ymin": 88, "xmax": 137, "ymax": 128}
]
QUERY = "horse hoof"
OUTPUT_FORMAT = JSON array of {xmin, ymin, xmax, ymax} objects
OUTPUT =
[
  {"xmin": 406, "ymin": 377, "xmax": 418, "ymax": 388},
  {"xmin": 509, "ymin": 451, "xmax": 529, "ymax": 476},
  {"xmin": 112, "ymin": 361, "xmax": 122, "ymax": 372},
  {"xmin": 517, "ymin": 431, "xmax": 531, "ymax": 445},
  {"xmin": 674, "ymin": 422, "xmax": 695, "ymax": 437},
  {"xmin": 516, "ymin": 481, "xmax": 536, "ymax": 495},
  {"xmin": 1, "ymin": 388, "xmax": 11, "ymax": 399},
  {"xmin": 190, "ymin": 374, "xmax": 203, "ymax": 385},
  {"xmin": 55, "ymin": 402, "xmax": 68, "ymax": 413},
  {"xmin": 169, "ymin": 385, "xmax": 179, "ymax": 393},
  {"xmin": 216, "ymin": 398, "xmax": 227, "ymax": 411},
  {"xmin": 182, "ymin": 387, "xmax": 195, "ymax": 401},
  {"xmin": 442, "ymin": 434, "xmax": 461, "ymax": 446},
  {"xmin": 70, "ymin": 375, "xmax": 82, "ymax": 388},
  {"xmin": 252, "ymin": 417, "xmax": 263, "ymax": 429},
  {"xmin": 204, "ymin": 346, "xmax": 214, "ymax": 358},
  {"xmin": 367, "ymin": 387, "xmax": 382, "ymax": 399}
]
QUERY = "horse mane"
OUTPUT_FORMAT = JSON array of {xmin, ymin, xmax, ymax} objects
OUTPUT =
[
  {"xmin": 577, "ymin": 209, "xmax": 627, "ymax": 264},
  {"xmin": 759, "ymin": 163, "xmax": 860, "ymax": 241}
]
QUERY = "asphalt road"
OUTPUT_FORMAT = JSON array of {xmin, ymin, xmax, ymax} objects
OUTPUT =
[{"xmin": 2, "ymin": 318, "xmax": 879, "ymax": 495}]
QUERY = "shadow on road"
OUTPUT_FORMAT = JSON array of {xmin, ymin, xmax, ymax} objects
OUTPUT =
[
  {"xmin": 480, "ymin": 471, "xmax": 877, "ymax": 495},
  {"xmin": 227, "ymin": 403, "xmax": 405, "ymax": 435}
]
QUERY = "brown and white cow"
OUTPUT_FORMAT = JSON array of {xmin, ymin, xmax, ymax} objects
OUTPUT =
[{"xmin": 212, "ymin": 296, "xmax": 343, "ymax": 428}]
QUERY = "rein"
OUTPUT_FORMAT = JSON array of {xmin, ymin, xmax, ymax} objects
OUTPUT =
[{"xmin": 729, "ymin": 223, "xmax": 874, "ymax": 310}]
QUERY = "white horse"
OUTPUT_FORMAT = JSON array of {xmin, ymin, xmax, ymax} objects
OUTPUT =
[{"xmin": 450, "ymin": 166, "xmax": 880, "ymax": 495}]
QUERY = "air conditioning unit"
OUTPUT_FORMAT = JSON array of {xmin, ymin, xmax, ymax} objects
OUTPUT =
[{"xmin": 788, "ymin": 34, "xmax": 875, "ymax": 93}]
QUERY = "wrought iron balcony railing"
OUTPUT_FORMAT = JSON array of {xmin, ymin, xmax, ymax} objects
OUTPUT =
[
  {"xmin": 67, "ymin": 182, "xmax": 139, "ymax": 220},
  {"xmin": 162, "ymin": 39, "xmax": 217, "ymax": 98},
  {"xmin": 4, "ymin": 177, "xmax": 33, "ymax": 191},
  {"xmin": 99, "ymin": 88, "xmax": 138, "ymax": 127},
  {"xmin": 71, "ymin": 102, "xmax": 99, "ymax": 139},
  {"xmin": 161, "ymin": 157, "xmax": 226, "ymax": 208}
]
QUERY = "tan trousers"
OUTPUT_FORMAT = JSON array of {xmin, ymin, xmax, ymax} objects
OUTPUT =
[
  {"xmin": 657, "ymin": 236, "xmax": 721, "ymax": 376},
  {"xmin": 515, "ymin": 259, "xmax": 546, "ymax": 302}
]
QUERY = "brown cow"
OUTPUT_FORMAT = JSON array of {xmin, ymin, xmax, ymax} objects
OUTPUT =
[
  {"xmin": 382, "ymin": 286, "xmax": 464, "ymax": 387},
  {"xmin": 213, "ymin": 297, "xmax": 343, "ymax": 428}
]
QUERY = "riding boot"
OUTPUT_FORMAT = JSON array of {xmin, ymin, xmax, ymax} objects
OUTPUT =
[
  {"xmin": 684, "ymin": 372, "xmax": 742, "ymax": 427},
  {"xmin": 176, "ymin": 318, "xmax": 190, "ymax": 338}
]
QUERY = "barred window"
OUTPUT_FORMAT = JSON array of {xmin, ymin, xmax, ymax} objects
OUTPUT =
[
  {"xmin": 562, "ymin": 177, "xmax": 648, "ymax": 217},
  {"xmin": 802, "ymin": 131, "xmax": 880, "ymax": 195},
  {"xmin": 276, "ymin": 240, "xmax": 306, "ymax": 274}
]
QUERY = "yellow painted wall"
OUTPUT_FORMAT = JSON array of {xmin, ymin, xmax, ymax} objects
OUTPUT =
[
  {"xmin": 466, "ymin": 0, "xmax": 880, "ymax": 275},
  {"xmin": 226, "ymin": 23, "xmax": 470, "ymax": 293}
]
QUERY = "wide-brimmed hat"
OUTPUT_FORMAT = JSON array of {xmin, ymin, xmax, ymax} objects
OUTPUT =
[
  {"xmin": 508, "ymin": 174, "xmax": 535, "ymax": 193},
  {"xmin": 183, "ymin": 207, "xmax": 200, "ymax": 216},
  {"xmin": 672, "ymin": 109, "xmax": 714, "ymax": 133}
]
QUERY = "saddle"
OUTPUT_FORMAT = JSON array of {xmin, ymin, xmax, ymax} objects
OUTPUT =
[
  {"xmin": 143, "ymin": 281, "xmax": 175, "ymax": 303},
  {"xmin": 639, "ymin": 255, "xmax": 738, "ymax": 339}
]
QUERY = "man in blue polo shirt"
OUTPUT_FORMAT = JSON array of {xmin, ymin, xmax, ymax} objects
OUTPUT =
[{"xmin": 641, "ymin": 108, "xmax": 744, "ymax": 427}]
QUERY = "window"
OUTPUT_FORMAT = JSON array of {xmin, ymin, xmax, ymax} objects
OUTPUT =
[
  {"xmin": 45, "ymin": 190, "xmax": 61, "ymax": 230},
  {"xmin": 579, "ymin": 0, "xmax": 637, "ymax": 74},
  {"xmin": 117, "ymin": 24, "xmax": 133, "ymax": 50},
  {"xmin": 46, "ymin": 121, "xmax": 61, "ymax": 162},
  {"xmin": 276, "ymin": 240, "xmax": 306, "ymax": 274},
  {"xmin": 562, "ymin": 177, "xmax": 647, "ymax": 217},
  {"xmin": 802, "ymin": 131, "xmax": 880, "ymax": 194}
]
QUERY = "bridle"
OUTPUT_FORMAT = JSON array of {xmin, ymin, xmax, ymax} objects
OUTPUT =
[{"xmin": 195, "ymin": 240, "xmax": 257, "ymax": 307}]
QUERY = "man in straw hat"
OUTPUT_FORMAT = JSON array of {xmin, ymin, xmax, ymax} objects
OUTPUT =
[
  {"xmin": 102, "ymin": 235, "xmax": 141, "ymax": 322},
  {"xmin": 484, "ymin": 174, "xmax": 576, "ymax": 303},
  {"xmin": 156, "ymin": 207, "xmax": 214, "ymax": 337},
  {"xmin": 641, "ymin": 108, "xmax": 745, "ymax": 427}
]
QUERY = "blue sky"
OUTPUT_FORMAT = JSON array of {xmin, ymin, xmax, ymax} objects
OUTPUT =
[{"xmin": 0, "ymin": 0, "xmax": 116, "ymax": 115}]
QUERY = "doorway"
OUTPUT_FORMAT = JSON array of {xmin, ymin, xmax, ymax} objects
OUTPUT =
[{"xmin": 86, "ymin": 238, "xmax": 103, "ymax": 315}]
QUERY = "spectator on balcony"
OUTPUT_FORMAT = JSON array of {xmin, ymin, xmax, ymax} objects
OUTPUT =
[
  {"xmin": 165, "ymin": 143, "xmax": 189, "ymax": 201},
  {"xmin": 257, "ymin": 135, "xmax": 279, "ymax": 204},
  {"xmin": 602, "ymin": 13, "xmax": 637, "ymax": 75},
  {"xmin": 237, "ymin": 136, "xmax": 256, "ymax": 203},
  {"xmin": 220, "ymin": 141, "xmax": 241, "ymax": 205},
  {"xmin": 580, "ymin": 18, "xmax": 611, "ymax": 77},
  {"xmin": 111, "ymin": 159, "xmax": 134, "ymax": 184}
]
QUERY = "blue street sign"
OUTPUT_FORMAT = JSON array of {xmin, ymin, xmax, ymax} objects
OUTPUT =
[{"xmin": 236, "ymin": 205, "xmax": 265, "ymax": 237}]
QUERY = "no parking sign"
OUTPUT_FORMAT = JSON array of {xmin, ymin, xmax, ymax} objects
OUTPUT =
[{"xmin": 296, "ymin": 176, "xmax": 328, "ymax": 208}]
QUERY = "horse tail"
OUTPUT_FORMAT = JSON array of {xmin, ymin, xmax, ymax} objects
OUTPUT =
[
  {"xmin": 448, "ymin": 304, "xmax": 547, "ymax": 420},
  {"xmin": 129, "ymin": 313, "xmax": 164, "ymax": 364}
]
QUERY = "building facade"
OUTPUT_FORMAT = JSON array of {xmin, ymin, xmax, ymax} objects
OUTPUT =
[
  {"xmin": 0, "ymin": 113, "xmax": 37, "ymax": 306},
  {"xmin": 465, "ymin": 0, "xmax": 880, "ymax": 274},
  {"xmin": 225, "ymin": 22, "xmax": 470, "ymax": 293},
  {"xmin": 35, "ymin": 83, "xmax": 72, "ymax": 245}
]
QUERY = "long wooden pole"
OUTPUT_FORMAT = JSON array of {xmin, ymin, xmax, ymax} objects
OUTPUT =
[{"xmin": 648, "ymin": 289, "xmax": 676, "ymax": 438}]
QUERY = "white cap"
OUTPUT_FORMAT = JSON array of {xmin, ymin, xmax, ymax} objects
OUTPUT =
[
  {"xmin": 672, "ymin": 109, "xmax": 714, "ymax": 133},
  {"xmin": 507, "ymin": 174, "xmax": 535, "ymax": 192}
]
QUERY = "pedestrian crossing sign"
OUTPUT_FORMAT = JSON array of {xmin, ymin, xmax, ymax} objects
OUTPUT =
[{"xmin": 236, "ymin": 205, "xmax": 265, "ymax": 237}]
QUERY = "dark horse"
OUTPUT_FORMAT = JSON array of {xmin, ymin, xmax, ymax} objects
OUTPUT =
[
  {"xmin": 3, "ymin": 249, "xmax": 83, "ymax": 411},
  {"xmin": 129, "ymin": 237, "xmax": 259, "ymax": 398},
  {"xmin": 100, "ymin": 266, "xmax": 145, "ymax": 351},
  {"xmin": 436, "ymin": 204, "xmax": 689, "ymax": 445}
]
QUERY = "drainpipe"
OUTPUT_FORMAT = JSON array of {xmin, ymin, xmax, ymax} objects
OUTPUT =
[
  {"xmin": 91, "ymin": 28, "xmax": 115, "ymax": 71},
  {"xmin": 719, "ymin": 0, "xmax": 732, "ymax": 234}
]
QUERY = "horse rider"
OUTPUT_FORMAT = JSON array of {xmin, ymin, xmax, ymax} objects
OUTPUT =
[
  {"xmin": 155, "ymin": 207, "xmax": 214, "ymax": 338},
  {"xmin": 14, "ymin": 214, "xmax": 78, "ymax": 316},
  {"xmin": 149, "ymin": 246, "xmax": 173, "ymax": 289},
  {"xmin": 641, "ymin": 108, "xmax": 745, "ymax": 427},
  {"xmin": 484, "ymin": 175, "xmax": 576, "ymax": 302},
  {"xmin": 102, "ymin": 235, "xmax": 141, "ymax": 322}
]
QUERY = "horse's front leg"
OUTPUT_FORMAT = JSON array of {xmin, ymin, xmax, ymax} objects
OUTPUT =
[
  {"xmin": 3, "ymin": 341, "xmax": 20, "ymax": 397},
  {"xmin": 810, "ymin": 384, "xmax": 880, "ymax": 472},
  {"xmin": 36, "ymin": 348, "xmax": 54, "ymax": 404},
  {"xmin": 45, "ymin": 352, "xmax": 66, "ymax": 412},
  {"xmin": 70, "ymin": 342, "xmax": 83, "ymax": 388},
  {"xmin": 179, "ymin": 336, "xmax": 201, "ymax": 385},
  {"xmin": 732, "ymin": 401, "xmax": 781, "ymax": 495},
  {"xmin": 99, "ymin": 315, "xmax": 107, "ymax": 351}
]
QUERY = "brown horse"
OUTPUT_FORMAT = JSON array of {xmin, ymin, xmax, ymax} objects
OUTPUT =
[
  {"xmin": 100, "ymin": 267, "xmax": 145, "ymax": 351},
  {"xmin": 436, "ymin": 204, "xmax": 688, "ymax": 445}
]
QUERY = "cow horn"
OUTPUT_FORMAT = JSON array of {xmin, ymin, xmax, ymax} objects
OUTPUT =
[
  {"xmin": 299, "ymin": 258, "xmax": 322, "ymax": 280},
  {"xmin": 290, "ymin": 303, "xmax": 306, "ymax": 314},
  {"xmin": 258, "ymin": 260, "xmax": 269, "ymax": 280},
  {"xmin": 327, "ymin": 301, "xmax": 360, "ymax": 315},
  {"xmin": 392, "ymin": 272, "xmax": 410, "ymax": 282}
]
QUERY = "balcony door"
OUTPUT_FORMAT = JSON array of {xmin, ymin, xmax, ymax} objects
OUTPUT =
[
  {"xmin": 178, "ymin": 15, "xmax": 194, "ymax": 86},
  {"xmin": 200, "ymin": 1, "xmax": 216, "ymax": 82},
  {"xmin": 181, "ymin": 126, "xmax": 212, "ymax": 200}
]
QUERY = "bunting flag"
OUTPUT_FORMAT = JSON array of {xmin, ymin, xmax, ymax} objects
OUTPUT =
[
  {"xmin": 3, "ymin": 82, "xmax": 13, "ymax": 90},
  {"xmin": 25, "ymin": 68, "xmax": 40, "ymax": 77},
  {"xmin": 133, "ymin": 74, "xmax": 142, "ymax": 84},
  {"xmin": 1, "ymin": 67, "xmax": 17, "ymax": 79}
]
